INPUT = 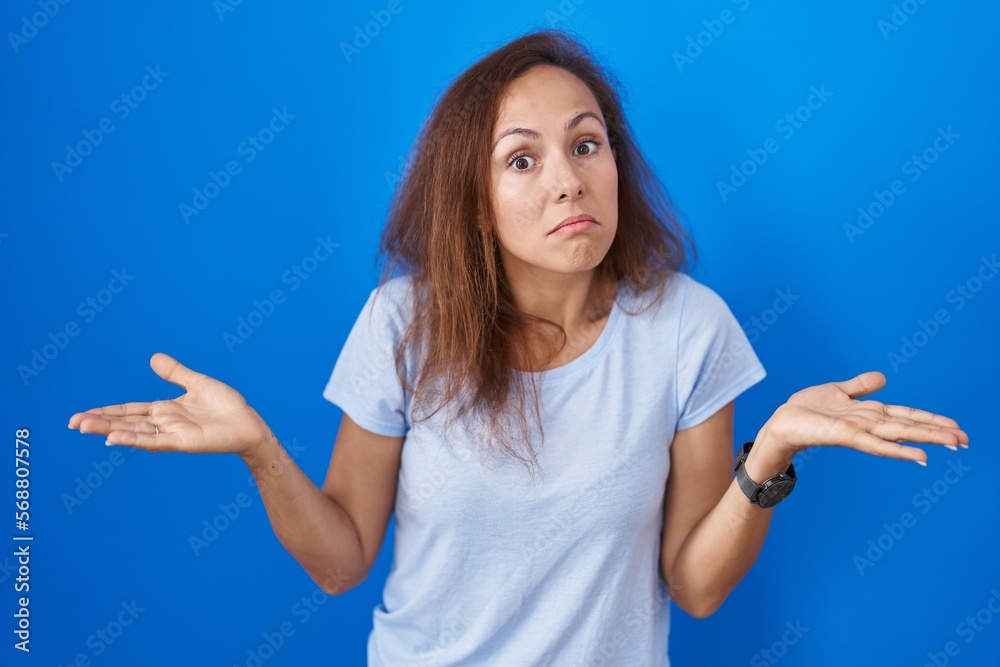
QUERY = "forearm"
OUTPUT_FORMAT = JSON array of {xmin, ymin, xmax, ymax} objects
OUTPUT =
[
  {"xmin": 240, "ymin": 432, "xmax": 364, "ymax": 594},
  {"xmin": 664, "ymin": 437, "xmax": 794, "ymax": 617}
]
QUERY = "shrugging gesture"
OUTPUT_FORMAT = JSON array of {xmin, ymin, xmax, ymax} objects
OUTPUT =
[
  {"xmin": 754, "ymin": 371, "xmax": 968, "ymax": 467},
  {"xmin": 68, "ymin": 352, "xmax": 272, "ymax": 456}
]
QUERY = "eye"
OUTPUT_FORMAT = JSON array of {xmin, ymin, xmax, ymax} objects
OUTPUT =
[
  {"xmin": 574, "ymin": 138, "xmax": 602, "ymax": 156},
  {"xmin": 508, "ymin": 153, "xmax": 536, "ymax": 172}
]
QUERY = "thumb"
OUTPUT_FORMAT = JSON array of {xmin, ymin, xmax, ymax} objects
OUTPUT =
[
  {"xmin": 832, "ymin": 370, "xmax": 886, "ymax": 399},
  {"xmin": 150, "ymin": 352, "xmax": 208, "ymax": 392}
]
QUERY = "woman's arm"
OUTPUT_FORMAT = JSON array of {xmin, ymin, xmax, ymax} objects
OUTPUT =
[
  {"xmin": 660, "ymin": 372, "xmax": 966, "ymax": 618},
  {"xmin": 68, "ymin": 352, "xmax": 399, "ymax": 596},
  {"xmin": 659, "ymin": 401, "xmax": 792, "ymax": 618},
  {"xmin": 244, "ymin": 414, "xmax": 404, "ymax": 595}
]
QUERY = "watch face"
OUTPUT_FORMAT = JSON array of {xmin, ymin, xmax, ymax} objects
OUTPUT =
[{"xmin": 758, "ymin": 480, "xmax": 794, "ymax": 508}]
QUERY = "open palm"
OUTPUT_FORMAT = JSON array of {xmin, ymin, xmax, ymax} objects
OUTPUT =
[
  {"xmin": 68, "ymin": 352, "xmax": 271, "ymax": 456},
  {"xmin": 758, "ymin": 371, "xmax": 968, "ymax": 464}
]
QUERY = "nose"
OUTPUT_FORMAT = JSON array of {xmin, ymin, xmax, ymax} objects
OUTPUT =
[{"xmin": 548, "ymin": 153, "xmax": 585, "ymax": 201}]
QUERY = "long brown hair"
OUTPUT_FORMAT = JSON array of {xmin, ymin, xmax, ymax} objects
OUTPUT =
[{"xmin": 375, "ymin": 28, "xmax": 695, "ymax": 481}]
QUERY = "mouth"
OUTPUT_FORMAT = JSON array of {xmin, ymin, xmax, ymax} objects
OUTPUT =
[{"xmin": 550, "ymin": 214, "xmax": 598, "ymax": 235}]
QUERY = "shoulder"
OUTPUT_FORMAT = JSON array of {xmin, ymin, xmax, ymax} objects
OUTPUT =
[
  {"xmin": 367, "ymin": 274, "xmax": 418, "ymax": 321},
  {"xmin": 621, "ymin": 271, "xmax": 731, "ymax": 323},
  {"xmin": 663, "ymin": 272, "xmax": 738, "ymax": 328},
  {"xmin": 346, "ymin": 275, "xmax": 419, "ymax": 344}
]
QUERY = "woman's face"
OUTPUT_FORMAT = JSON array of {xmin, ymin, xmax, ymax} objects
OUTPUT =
[{"xmin": 488, "ymin": 65, "xmax": 618, "ymax": 282}]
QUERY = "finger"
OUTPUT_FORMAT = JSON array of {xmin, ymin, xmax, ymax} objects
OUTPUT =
[
  {"xmin": 831, "ymin": 371, "xmax": 886, "ymax": 399},
  {"xmin": 854, "ymin": 405, "xmax": 943, "ymax": 428},
  {"xmin": 106, "ymin": 428, "xmax": 175, "ymax": 452},
  {"xmin": 845, "ymin": 428, "xmax": 927, "ymax": 465},
  {"xmin": 79, "ymin": 415, "xmax": 158, "ymax": 436},
  {"xmin": 869, "ymin": 420, "xmax": 964, "ymax": 448},
  {"xmin": 150, "ymin": 352, "xmax": 208, "ymax": 392},
  {"xmin": 854, "ymin": 405, "xmax": 968, "ymax": 441},
  {"xmin": 881, "ymin": 404, "xmax": 963, "ymax": 431},
  {"xmin": 69, "ymin": 402, "xmax": 151, "ymax": 428}
]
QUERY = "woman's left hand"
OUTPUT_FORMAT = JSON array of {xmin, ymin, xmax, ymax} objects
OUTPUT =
[{"xmin": 755, "ymin": 371, "xmax": 968, "ymax": 466}]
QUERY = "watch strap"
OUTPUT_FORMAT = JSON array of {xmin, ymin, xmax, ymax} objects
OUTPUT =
[
  {"xmin": 736, "ymin": 455, "xmax": 763, "ymax": 502},
  {"xmin": 734, "ymin": 441, "xmax": 796, "ymax": 506}
]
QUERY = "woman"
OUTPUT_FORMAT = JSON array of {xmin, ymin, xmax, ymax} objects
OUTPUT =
[{"xmin": 68, "ymin": 29, "xmax": 967, "ymax": 666}]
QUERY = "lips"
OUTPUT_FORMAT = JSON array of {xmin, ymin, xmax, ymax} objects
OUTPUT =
[{"xmin": 550, "ymin": 214, "xmax": 598, "ymax": 234}]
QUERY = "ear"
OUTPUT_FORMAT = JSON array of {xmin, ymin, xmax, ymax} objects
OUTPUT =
[{"xmin": 612, "ymin": 147, "xmax": 618, "ymax": 161}]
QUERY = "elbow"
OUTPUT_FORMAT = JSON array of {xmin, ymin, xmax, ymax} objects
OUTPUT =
[
  {"xmin": 662, "ymin": 569, "xmax": 724, "ymax": 619},
  {"xmin": 679, "ymin": 595, "xmax": 723, "ymax": 619},
  {"xmin": 308, "ymin": 562, "xmax": 364, "ymax": 597}
]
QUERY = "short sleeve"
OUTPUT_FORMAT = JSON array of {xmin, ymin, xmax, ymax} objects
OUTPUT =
[
  {"xmin": 675, "ymin": 276, "xmax": 766, "ymax": 431},
  {"xmin": 321, "ymin": 280, "xmax": 411, "ymax": 437}
]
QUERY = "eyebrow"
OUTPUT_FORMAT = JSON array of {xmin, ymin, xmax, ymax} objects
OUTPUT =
[{"xmin": 491, "ymin": 111, "xmax": 606, "ymax": 152}]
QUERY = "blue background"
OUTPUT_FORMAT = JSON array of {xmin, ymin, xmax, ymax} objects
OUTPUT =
[{"xmin": 3, "ymin": 1, "xmax": 998, "ymax": 665}]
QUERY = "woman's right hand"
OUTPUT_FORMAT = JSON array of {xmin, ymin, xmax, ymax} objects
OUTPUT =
[{"xmin": 68, "ymin": 352, "xmax": 272, "ymax": 457}]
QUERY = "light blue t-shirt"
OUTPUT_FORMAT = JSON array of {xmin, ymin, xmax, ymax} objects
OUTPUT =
[{"xmin": 322, "ymin": 271, "xmax": 766, "ymax": 666}]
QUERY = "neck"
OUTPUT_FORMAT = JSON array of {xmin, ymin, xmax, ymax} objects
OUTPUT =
[
  {"xmin": 502, "ymin": 265, "xmax": 617, "ymax": 373},
  {"xmin": 505, "ymin": 267, "xmax": 614, "ymax": 331}
]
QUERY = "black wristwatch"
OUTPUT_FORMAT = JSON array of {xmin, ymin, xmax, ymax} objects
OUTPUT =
[{"xmin": 734, "ymin": 441, "xmax": 796, "ymax": 508}]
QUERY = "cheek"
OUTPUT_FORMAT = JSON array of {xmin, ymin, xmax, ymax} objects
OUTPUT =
[
  {"xmin": 599, "ymin": 161, "xmax": 619, "ymax": 200},
  {"xmin": 495, "ymin": 177, "xmax": 544, "ymax": 229}
]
